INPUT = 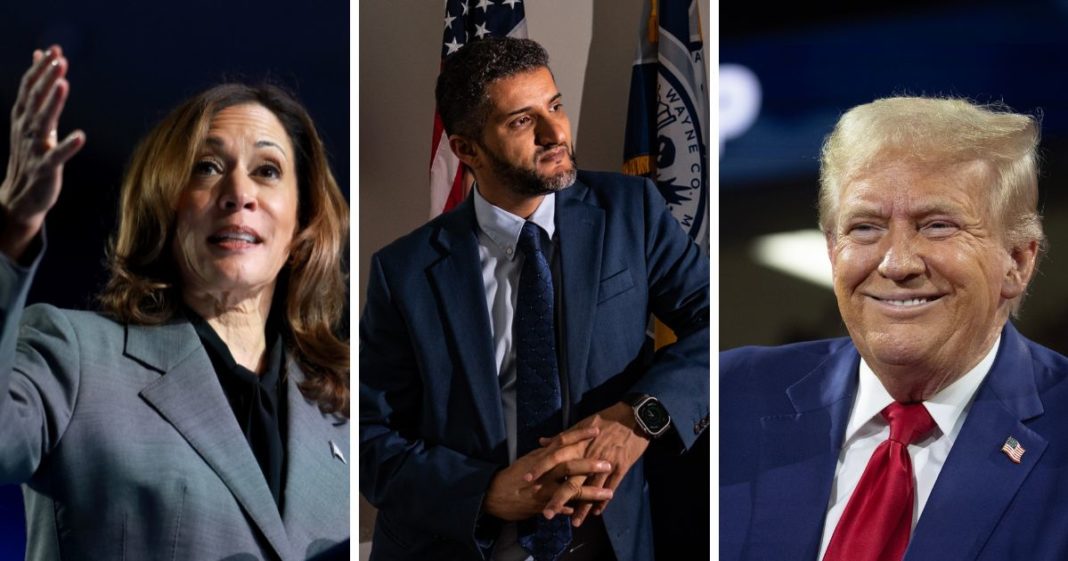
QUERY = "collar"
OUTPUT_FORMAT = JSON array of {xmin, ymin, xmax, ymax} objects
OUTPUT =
[
  {"xmin": 844, "ymin": 335, "xmax": 1001, "ymax": 443},
  {"xmin": 472, "ymin": 184, "xmax": 555, "ymax": 259},
  {"xmin": 184, "ymin": 307, "xmax": 284, "ymax": 390}
]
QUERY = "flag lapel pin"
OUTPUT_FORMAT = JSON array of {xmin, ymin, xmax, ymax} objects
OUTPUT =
[
  {"xmin": 330, "ymin": 440, "xmax": 347, "ymax": 464},
  {"xmin": 1001, "ymin": 436, "xmax": 1025, "ymax": 464}
]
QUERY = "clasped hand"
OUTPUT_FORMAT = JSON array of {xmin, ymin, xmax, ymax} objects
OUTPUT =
[
  {"xmin": 526, "ymin": 402, "xmax": 651, "ymax": 527},
  {"xmin": 483, "ymin": 427, "xmax": 614, "ymax": 522},
  {"xmin": 483, "ymin": 402, "xmax": 652, "ymax": 527}
]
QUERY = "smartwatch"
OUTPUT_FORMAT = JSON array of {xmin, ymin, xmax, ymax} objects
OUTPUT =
[{"xmin": 626, "ymin": 394, "xmax": 671, "ymax": 438}]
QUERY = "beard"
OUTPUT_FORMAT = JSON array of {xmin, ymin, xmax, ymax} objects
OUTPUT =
[{"xmin": 481, "ymin": 143, "xmax": 578, "ymax": 197}]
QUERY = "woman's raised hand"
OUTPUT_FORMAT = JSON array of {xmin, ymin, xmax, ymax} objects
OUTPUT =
[{"xmin": 0, "ymin": 45, "xmax": 86, "ymax": 261}]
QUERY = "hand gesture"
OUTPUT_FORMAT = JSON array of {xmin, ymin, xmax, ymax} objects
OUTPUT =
[
  {"xmin": 482, "ymin": 427, "xmax": 615, "ymax": 522},
  {"xmin": 526, "ymin": 402, "xmax": 651, "ymax": 526},
  {"xmin": 0, "ymin": 45, "xmax": 86, "ymax": 261}
]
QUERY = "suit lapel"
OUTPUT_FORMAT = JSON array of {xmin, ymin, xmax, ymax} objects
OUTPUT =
[
  {"xmin": 554, "ymin": 182, "xmax": 605, "ymax": 409},
  {"xmin": 130, "ymin": 319, "xmax": 294, "ymax": 560},
  {"xmin": 281, "ymin": 365, "xmax": 349, "ymax": 548},
  {"xmin": 746, "ymin": 343, "xmax": 859, "ymax": 561},
  {"xmin": 427, "ymin": 200, "xmax": 507, "ymax": 447},
  {"xmin": 906, "ymin": 324, "xmax": 1046, "ymax": 561}
]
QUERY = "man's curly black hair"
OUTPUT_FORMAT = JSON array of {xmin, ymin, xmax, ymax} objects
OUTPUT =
[{"xmin": 435, "ymin": 37, "xmax": 550, "ymax": 141}]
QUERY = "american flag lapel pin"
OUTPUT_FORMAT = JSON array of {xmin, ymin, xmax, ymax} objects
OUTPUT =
[{"xmin": 1001, "ymin": 436, "xmax": 1025, "ymax": 464}]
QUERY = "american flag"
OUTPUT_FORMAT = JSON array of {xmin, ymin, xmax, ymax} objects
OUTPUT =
[
  {"xmin": 429, "ymin": 0, "xmax": 528, "ymax": 217},
  {"xmin": 1001, "ymin": 436, "xmax": 1026, "ymax": 464}
]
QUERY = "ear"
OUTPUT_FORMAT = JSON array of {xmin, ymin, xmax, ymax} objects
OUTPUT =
[
  {"xmin": 1002, "ymin": 239, "xmax": 1039, "ymax": 300},
  {"xmin": 448, "ymin": 135, "xmax": 482, "ymax": 170}
]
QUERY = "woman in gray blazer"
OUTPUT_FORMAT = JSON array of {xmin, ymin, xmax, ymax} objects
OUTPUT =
[{"xmin": 0, "ymin": 45, "xmax": 350, "ymax": 560}]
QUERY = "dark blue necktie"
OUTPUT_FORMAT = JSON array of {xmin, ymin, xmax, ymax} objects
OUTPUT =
[{"xmin": 514, "ymin": 221, "xmax": 571, "ymax": 561}]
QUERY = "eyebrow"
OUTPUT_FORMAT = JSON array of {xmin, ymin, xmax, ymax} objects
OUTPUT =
[
  {"xmin": 501, "ymin": 93, "xmax": 562, "ymax": 118},
  {"xmin": 203, "ymin": 136, "xmax": 289, "ymax": 160},
  {"xmin": 840, "ymin": 199, "xmax": 965, "ymax": 222},
  {"xmin": 911, "ymin": 201, "xmax": 962, "ymax": 216}
]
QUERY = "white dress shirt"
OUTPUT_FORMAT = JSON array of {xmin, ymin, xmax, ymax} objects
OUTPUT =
[
  {"xmin": 473, "ymin": 186, "xmax": 556, "ymax": 561},
  {"xmin": 816, "ymin": 337, "xmax": 1001, "ymax": 560}
]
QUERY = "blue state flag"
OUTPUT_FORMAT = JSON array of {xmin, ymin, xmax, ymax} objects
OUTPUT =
[{"xmin": 623, "ymin": 0, "xmax": 709, "ymax": 254}]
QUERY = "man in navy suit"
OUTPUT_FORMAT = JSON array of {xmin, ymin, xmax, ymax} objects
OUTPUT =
[
  {"xmin": 360, "ymin": 38, "xmax": 709, "ymax": 561},
  {"xmin": 720, "ymin": 97, "xmax": 1068, "ymax": 560}
]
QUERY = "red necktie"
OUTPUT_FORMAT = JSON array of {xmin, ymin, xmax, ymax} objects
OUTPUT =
[{"xmin": 823, "ymin": 402, "xmax": 936, "ymax": 561}]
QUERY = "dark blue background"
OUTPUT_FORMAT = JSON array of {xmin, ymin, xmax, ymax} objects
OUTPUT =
[
  {"xmin": 721, "ymin": 0, "xmax": 1068, "ymax": 188},
  {"xmin": 0, "ymin": 1, "xmax": 348, "ymax": 556}
]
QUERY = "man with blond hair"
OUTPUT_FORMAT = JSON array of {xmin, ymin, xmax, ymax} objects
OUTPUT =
[{"xmin": 721, "ymin": 96, "xmax": 1067, "ymax": 560}]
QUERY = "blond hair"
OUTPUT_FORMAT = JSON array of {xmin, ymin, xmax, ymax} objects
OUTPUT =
[
  {"xmin": 820, "ymin": 97, "xmax": 1042, "ymax": 246},
  {"xmin": 819, "ymin": 96, "xmax": 1044, "ymax": 315}
]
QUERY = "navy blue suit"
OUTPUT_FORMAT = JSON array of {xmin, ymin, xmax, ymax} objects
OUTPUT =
[
  {"xmin": 360, "ymin": 171, "xmax": 709, "ymax": 560},
  {"xmin": 721, "ymin": 322, "xmax": 1068, "ymax": 561}
]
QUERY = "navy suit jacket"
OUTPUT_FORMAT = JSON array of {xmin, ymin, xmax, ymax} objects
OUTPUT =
[
  {"xmin": 360, "ymin": 171, "xmax": 710, "ymax": 560},
  {"xmin": 721, "ymin": 322, "xmax": 1068, "ymax": 561}
]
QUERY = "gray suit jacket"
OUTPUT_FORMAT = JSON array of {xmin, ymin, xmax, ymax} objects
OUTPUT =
[{"xmin": 0, "ymin": 252, "xmax": 349, "ymax": 560}]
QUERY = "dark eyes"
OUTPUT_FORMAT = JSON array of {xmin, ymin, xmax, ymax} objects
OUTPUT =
[
  {"xmin": 255, "ymin": 164, "xmax": 282, "ymax": 179},
  {"xmin": 509, "ymin": 115, "xmax": 532, "ymax": 128},
  {"xmin": 193, "ymin": 160, "xmax": 223, "ymax": 175},
  {"xmin": 508, "ymin": 102, "xmax": 565, "ymax": 129},
  {"xmin": 192, "ymin": 160, "xmax": 281, "ymax": 179}
]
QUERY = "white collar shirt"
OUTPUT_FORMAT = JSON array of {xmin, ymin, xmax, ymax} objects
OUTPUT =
[{"xmin": 817, "ymin": 336, "xmax": 1001, "ymax": 560}]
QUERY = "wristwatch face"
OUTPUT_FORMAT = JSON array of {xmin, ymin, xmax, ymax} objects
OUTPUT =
[{"xmin": 637, "ymin": 399, "xmax": 670, "ymax": 436}]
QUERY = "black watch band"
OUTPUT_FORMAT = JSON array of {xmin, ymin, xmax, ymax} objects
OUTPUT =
[{"xmin": 626, "ymin": 394, "xmax": 671, "ymax": 438}]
